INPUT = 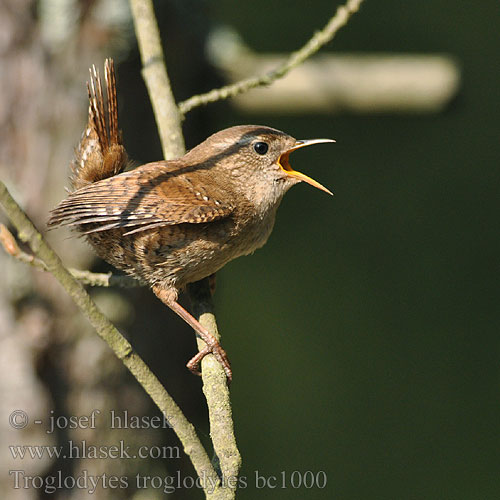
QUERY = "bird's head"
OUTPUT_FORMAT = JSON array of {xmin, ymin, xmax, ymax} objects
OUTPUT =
[{"xmin": 185, "ymin": 125, "xmax": 334, "ymax": 208}]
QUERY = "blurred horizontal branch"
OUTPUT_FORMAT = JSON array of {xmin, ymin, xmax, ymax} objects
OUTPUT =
[{"xmin": 208, "ymin": 28, "xmax": 460, "ymax": 114}]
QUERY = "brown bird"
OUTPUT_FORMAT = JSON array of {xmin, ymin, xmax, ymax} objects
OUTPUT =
[{"xmin": 48, "ymin": 59, "xmax": 334, "ymax": 381}]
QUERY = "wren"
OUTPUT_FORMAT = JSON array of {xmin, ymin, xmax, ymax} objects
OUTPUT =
[{"xmin": 48, "ymin": 59, "xmax": 334, "ymax": 381}]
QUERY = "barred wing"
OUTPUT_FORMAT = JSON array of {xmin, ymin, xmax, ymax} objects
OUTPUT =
[{"xmin": 48, "ymin": 162, "xmax": 234, "ymax": 235}]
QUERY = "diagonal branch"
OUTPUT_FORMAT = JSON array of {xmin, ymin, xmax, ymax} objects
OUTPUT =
[
  {"xmin": 0, "ymin": 181, "xmax": 220, "ymax": 495},
  {"xmin": 178, "ymin": 0, "xmax": 364, "ymax": 115}
]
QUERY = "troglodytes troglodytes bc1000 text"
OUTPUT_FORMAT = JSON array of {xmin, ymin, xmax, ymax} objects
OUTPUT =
[{"xmin": 48, "ymin": 59, "xmax": 334, "ymax": 381}]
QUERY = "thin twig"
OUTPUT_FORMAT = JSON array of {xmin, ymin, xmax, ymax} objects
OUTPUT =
[
  {"xmin": 129, "ymin": 0, "xmax": 185, "ymax": 159},
  {"xmin": 0, "ymin": 224, "xmax": 140, "ymax": 287},
  {"xmin": 0, "ymin": 181, "xmax": 220, "ymax": 491},
  {"xmin": 67, "ymin": 269, "xmax": 140, "ymax": 288},
  {"xmin": 178, "ymin": 0, "xmax": 364, "ymax": 115}
]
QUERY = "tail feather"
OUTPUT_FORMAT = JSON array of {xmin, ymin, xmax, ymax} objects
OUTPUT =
[
  {"xmin": 105, "ymin": 60, "xmax": 120, "ymax": 147},
  {"xmin": 69, "ymin": 58, "xmax": 127, "ymax": 191}
]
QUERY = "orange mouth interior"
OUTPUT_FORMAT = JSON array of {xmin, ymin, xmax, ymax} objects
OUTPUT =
[{"xmin": 277, "ymin": 139, "xmax": 334, "ymax": 195}]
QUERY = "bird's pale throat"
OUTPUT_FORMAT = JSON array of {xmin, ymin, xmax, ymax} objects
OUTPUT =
[{"xmin": 278, "ymin": 139, "xmax": 335, "ymax": 195}]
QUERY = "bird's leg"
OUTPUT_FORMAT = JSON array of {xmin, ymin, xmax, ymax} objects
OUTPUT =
[
  {"xmin": 168, "ymin": 300, "xmax": 232, "ymax": 380},
  {"xmin": 152, "ymin": 284, "xmax": 232, "ymax": 381}
]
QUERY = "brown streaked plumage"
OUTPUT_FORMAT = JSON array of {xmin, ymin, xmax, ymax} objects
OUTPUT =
[{"xmin": 48, "ymin": 59, "xmax": 334, "ymax": 381}]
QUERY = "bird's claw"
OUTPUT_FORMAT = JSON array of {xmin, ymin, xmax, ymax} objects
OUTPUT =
[{"xmin": 187, "ymin": 343, "xmax": 232, "ymax": 383}]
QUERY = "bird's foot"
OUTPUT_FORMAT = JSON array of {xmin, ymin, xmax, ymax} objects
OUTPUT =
[{"xmin": 187, "ymin": 341, "xmax": 232, "ymax": 382}]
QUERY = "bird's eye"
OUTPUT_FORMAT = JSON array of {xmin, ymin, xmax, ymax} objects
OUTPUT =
[{"xmin": 253, "ymin": 141, "xmax": 269, "ymax": 155}]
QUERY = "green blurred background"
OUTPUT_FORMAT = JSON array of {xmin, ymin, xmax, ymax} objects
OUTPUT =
[
  {"xmin": 2, "ymin": 0, "xmax": 500, "ymax": 499},
  {"xmin": 202, "ymin": 1, "xmax": 500, "ymax": 498}
]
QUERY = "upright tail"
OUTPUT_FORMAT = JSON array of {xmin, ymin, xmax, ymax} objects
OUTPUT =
[{"xmin": 70, "ymin": 58, "xmax": 127, "ymax": 191}]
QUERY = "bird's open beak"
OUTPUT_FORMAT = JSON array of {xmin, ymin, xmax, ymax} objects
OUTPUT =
[{"xmin": 278, "ymin": 139, "xmax": 335, "ymax": 195}]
